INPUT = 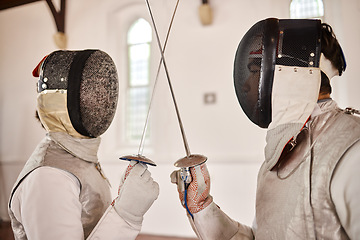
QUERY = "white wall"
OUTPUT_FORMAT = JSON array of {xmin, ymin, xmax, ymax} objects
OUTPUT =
[{"xmin": 1, "ymin": 0, "xmax": 359, "ymax": 237}]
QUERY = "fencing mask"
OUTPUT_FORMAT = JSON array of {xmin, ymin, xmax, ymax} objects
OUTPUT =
[
  {"xmin": 234, "ymin": 18, "xmax": 323, "ymax": 128},
  {"xmin": 234, "ymin": 18, "xmax": 346, "ymax": 168},
  {"xmin": 35, "ymin": 50, "xmax": 119, "ymax": 138}
]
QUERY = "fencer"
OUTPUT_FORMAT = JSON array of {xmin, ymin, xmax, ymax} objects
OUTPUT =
[
  {"xmin": 8, "ymin": 50, "xmax": 159, "ymax": 240},
  {"xmin": 171, "ymin": 18, "xmax": 360, "ymax": 239}
]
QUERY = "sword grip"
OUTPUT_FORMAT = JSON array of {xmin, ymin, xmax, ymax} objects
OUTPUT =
[{"xmin": 180, "ymin": 167, "xmax": 192, "ymax": 184}]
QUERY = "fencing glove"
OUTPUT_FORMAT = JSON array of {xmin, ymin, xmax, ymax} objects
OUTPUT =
[
  {"xmin": 171, "ymin": 163, "xmax": 254, "ymax": 240},
  {"xmin": 113, "ymin": 161, "xmax": 159, "ymax": 226},
  {"xmin": 170, "ymin": 162, "xmax": 213, "ymax": 214}
]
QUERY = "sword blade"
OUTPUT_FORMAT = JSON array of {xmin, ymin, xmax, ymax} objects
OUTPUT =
[
  {"xmin": 145, "ymin": 0, "xmax": 191, "ymax": 157},
  {"xmin": 138, "ymin": 0, "xmax": 180, "ymax": 156}
]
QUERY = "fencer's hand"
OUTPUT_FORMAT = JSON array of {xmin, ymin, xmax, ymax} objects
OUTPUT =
[
  {"xmin": 113, "ymin": 161, "xmax": 159, "ymax": 225},
  {"xmin": 170, "ymin": 163, "xmax": 213, "ymax": 214}
]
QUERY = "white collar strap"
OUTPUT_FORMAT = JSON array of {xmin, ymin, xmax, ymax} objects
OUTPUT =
[{"xmin": 320, "ymin": 53, "xmax": 338, "ymax": 80}]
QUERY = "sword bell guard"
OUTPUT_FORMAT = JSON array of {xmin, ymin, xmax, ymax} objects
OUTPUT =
[
  {"xmin": 174, "ymin": 154, "xmax": 207, "ymax": 168},
  {"xmin": 119, "ymin": 154, "xmax": 157, "ymax": 166}
]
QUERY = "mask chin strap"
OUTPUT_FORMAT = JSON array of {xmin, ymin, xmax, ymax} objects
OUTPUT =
[{"xmin": 320, "ymin": 53, "xmax": 338, "ymax": 80}]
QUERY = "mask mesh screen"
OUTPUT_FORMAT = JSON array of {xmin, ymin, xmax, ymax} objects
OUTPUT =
[{"xmin": 79, "ymin": 51, "xmax": 119, "ymax": 137}]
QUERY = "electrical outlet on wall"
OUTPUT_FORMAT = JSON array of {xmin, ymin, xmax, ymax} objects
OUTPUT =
[{"xmin": 204, "ymin": 92, "xmax": 216, "ymax": 104}]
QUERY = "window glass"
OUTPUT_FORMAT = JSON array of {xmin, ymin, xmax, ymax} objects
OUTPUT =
[
  {"xmin": 290, "ymin": 0, "xmax": 324, "ymax": 19},
  {"xmin": 128, "ymin": 18, "xmax": 152, "ymax": 44},
  {"xmin": 126, "ymin": 18, "xmax": 152, "ymax": 141}
]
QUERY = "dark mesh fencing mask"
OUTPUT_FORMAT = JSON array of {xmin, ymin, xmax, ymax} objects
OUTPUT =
[
  {"xmin": 38, "ymin": 50, "xmax": 119, "ymax": 137},
  {"xmin": 234, "ymin": 18, "xmax": 321, "ymax": 128}
]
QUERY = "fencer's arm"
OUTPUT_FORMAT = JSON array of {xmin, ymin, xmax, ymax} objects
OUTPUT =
[
  {"xmin": 331, "ymin": 140, "xmax": 360, "ymax": 239},
  {"xmin": 10, "ymin": 167, "xmax": 85, "ymax": 239},
  {"xmin": 10, "ymin": 166, "xmax": 144, "ymax": 240},
  {"xmin": 188, "ymin": 202, "xmax": 254, "ymax": 240},
  {"xmin": 88, "ymin": 162, "xmax": 159, "ymax": 240},
  {"xmin": 87, "ymin": 205, "xmax": 141, "ymax": 240},
  {"xmin": 171, "ymin": 165, "xmax": 254, "ymax": 240}
]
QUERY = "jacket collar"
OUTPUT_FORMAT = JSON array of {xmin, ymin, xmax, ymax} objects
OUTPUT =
[{"xmin": 48, "ymin": 132, "xmax": 100, "ymax": 163}]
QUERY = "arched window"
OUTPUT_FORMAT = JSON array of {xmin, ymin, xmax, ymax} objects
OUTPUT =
[
  {"xmin": 290, "ymin": 0, "xmax": 324, "ymax": 19},
  {"xmin": 126, "ymin": 18, "xmax": 152, "ymax": 141}
]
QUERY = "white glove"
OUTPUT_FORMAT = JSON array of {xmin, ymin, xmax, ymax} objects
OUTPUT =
[{"xmin": 113, "ymin": 161, "xmax": 159, "ymax": 226}]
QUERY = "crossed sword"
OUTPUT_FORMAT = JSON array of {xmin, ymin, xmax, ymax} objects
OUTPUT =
[{"xmin": 119, "ymin": 0, "xmax": 207, "ymax": 179}]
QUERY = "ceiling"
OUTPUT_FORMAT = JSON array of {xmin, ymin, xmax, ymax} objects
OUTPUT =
[
  {"xmin": 0, "ymin": 0, "xmax": 42, "ymax": 11},
  {"xmin": 0, "ymin": 0, "xmax": 66, "ymax": 34}
]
